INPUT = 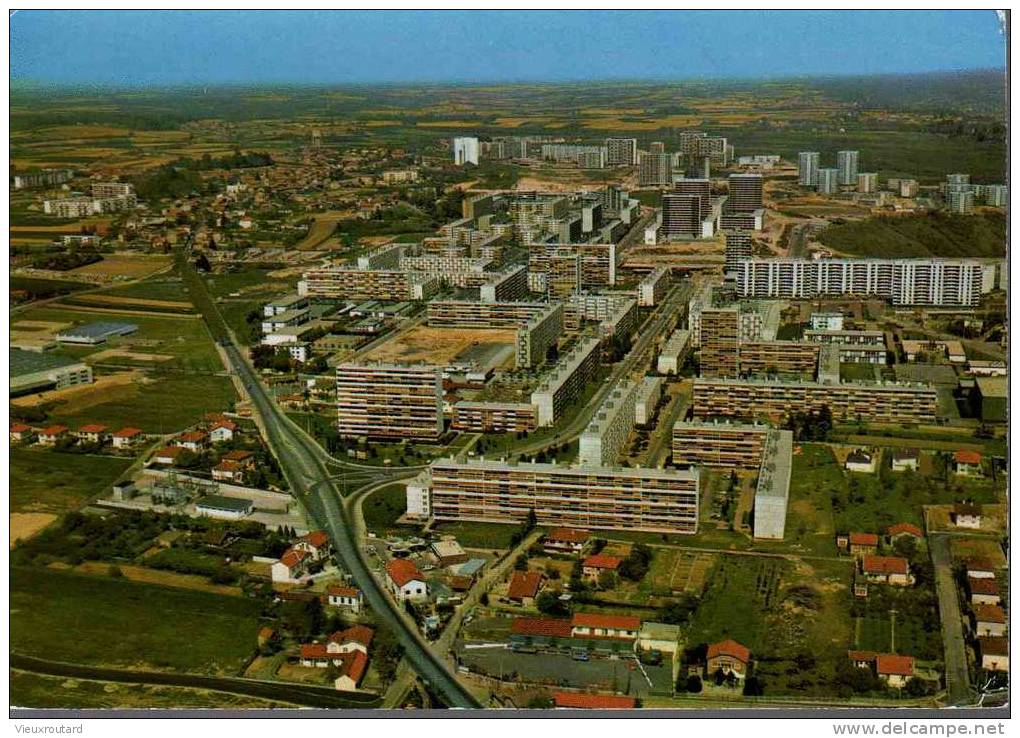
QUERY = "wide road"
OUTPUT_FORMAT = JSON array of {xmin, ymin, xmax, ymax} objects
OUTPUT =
[
  {"xmin": 180, "ymin": 248, "xmax": 480, "ymax": 708},
  {"xmin": 928, "ymin": 533, "xmax": 973, "ymax": 705}
]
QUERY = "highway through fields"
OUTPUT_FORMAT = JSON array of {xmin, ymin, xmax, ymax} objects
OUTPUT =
[{"xmin": 180, "ymin": 247, "xmax": 481, "ymax": 709}]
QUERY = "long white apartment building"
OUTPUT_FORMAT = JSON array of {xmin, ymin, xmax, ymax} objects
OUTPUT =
[
  {"xmin": 753, "ymin": 428, "xmax": 794, "ymax": 540},
  {"xmin": 426, "ymin": 300, "xmax": 551, "ymax": 328},
  {"xmin": 734, "ymin": 257, "xmax": 995, "ymax": 307},
  {"xmin": 480, "ymin": 265, "xmax": 529, "ymax": 302},
  {"xmin": 579, "ymin": 380, "xmax": 639, "ymax": 467},
  {"xmin": 335, "ymin": 363, "xmax": 443, "ymax": 441},
  {"xmin": 637, "ymin": 267, "xmax": 670, "ymax": 307},
  {"xmin": 516, "ymin": 303, "xmax": 564, "ymax": 369},
  {"xmin": 413, "ymin": 457, "xmax": 700, "ymax": 534},
  {"xmin": 530, "ymin": 336, "xmax": 601, "ymax": 426},
  {"xmin": 657, "ymin": 328, "xmax": 692, "ymax": 375},
  {"xmin": 634, "ymin": 375, "xmax": 663, "ymax": 426},
  {"xmin": 357, "ymin": 243, "xmax": 405, "ymax": 270}
]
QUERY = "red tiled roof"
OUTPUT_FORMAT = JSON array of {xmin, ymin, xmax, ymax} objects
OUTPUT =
[
  {"xmin": 341, "ymin": 649, "xmax": 368, "ymax": 685},
  {"xmin": 154, "ymin": 446, "xmax": 184, "ymax": 459},
  {"xmin": 178, "ymin": 431, "xmax": 207, "ymax": 443},
  {"xmin": 979, "ymin": 636, "xmax": 1008, "ymax": 657},
  {"xmin": 40, "ymin": 425, "xmax": 68, "ymax": 435},
  {"xmin": 328, "ymin": 585, "xmax": 360, "ymax": 598},
  {"xmin": 211, "ymin": 420, "xmax": 238, "ymax": 431},
  {"xmin": 847, "ymin": 650, "xmax": 878, "ymax": 663},
  {"xmin": 875, "ymin": 654, "xmax": 914, "ymax": 677},
  {"xmin": 302, "ymin": 530, "xmax": 329, "ymax": 549},
  {"xmin": 280, "ymin": 547, "xmax": 309, "ymax": 569},
  {"xmin": 953, "ymin": 502, "xmax": 982, "ymax": 517},
  {"xmin": 707, "ymin": 639, "xmax": 751, "ymax": 664},
  {"xmin": 973, "ymin": 604, "xmax": 1006, "ymax": 624},
  {"xmin": 385, "ymin": 558, "xmax": 423, "ymax": 588},
  {"xmin": 300, "ymin": 643, "xmax": 328, "ymax": 660},
  {"xmin": 954, "ymin": 450, "xmax": 982, "ymax": 465},
  {"xmin": 10, "ymin": 423, "xmax": 32, "ymax": 433},
  {"xmin": 967, "ymin": 577, "xmax": 1000, "ymax": 596},
  {"xmin": 214, "ymin": 460, "xmax": 241, "ymax": 472},
  {"xmin": 849, "ymin": 532, "xmax": 879, "ymax": 546},
  {"xmin": 78, "ymin": 424, "xmax": 108, "ymax": 434},
  {"xmin": 583, "ymin": 554, "xmax": 622, "ymax": 570},
  {"xmin": 571, "ymin": 613, "xmax": 641, "ymax": 631},
  {"xmin": 552, "ymin": 692, "xmax": 636, "ymax": 709},
  {"xmin": 546, "ymin": 528, "xmax": 591, "ymax": 544},
  {"xmin": 222, "ymin": 449, "xmax": 254, "ymax": 461},
  {"xmin": 111, "ymin": 427, "xmax": 142, "ymax": 438},
  {"xmin": 508, "ymin": 570, "xmax": 543, "ymax": 600},
  {"xmin": 333, "ymin": 624, "xmax": 375, "ymax": 648},
  {"xmin": 887, "ymin": 523, "xmax": 923, "ymax": 538},
  {"xmin": 510, "ymin": 617, "xmax": 573, "ymax": 639},
  {"xmin": 966, "ymin": 557, "xmax": 998, "ymax": 573},
  {"xmin": 862, "ymin": 556, "xmax": 909, "ymax": 576}
]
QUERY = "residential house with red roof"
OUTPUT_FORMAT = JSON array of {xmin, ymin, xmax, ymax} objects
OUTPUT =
[
  {"xmin": 582, "ymin": 554, "xmax": 622, "ymax": 583},
  {"xmin": 212, "ymin": 459, "xmax": 247, "ymax": 484},
  {"xmin": 152, "ymin": 446, "xmax": 185, "ymax": 466},
  {"xmin": 972, "ymin": 604, "xmax": 1007, "ymax": 637},
  {"xmin": 175, "ymin": 430, "xmax": 208, "ymax": 452},
  {"xmin": 570, "ymin": 613, "xmax": 641, "ymax": 641},
  {"xmin": 978, "ymin": 636, "xmax": 1008, "ymax": 672},
  {"xmin": 848, "ymin": 532, "xmax": 879, "ymax": 559},
  {"xmin": 966, "ymin": 558, "xmax": 998, "ymax": 580},
  {"xmin": 887, "ymin": 523, "xmax": 923, "ymax": 542},
  {"xmin": 510, "ymin": 617, "xmax": 574, "ymax": 641},
  {"xmin": 272, "ymin": 547, "xmax": 311, "ymax": 584},
  {"xmin": 951, "ymin": 502, "xmax": 983, "ymax": 530},
  {"xmin": 552, "ymin": 692, "xmax": 636, "ymax": 709},
  {"xmin": 507, "ymin": 570, "xmax": 544, "ymax": 606},
  {"xmin": 37, "ymin": 424, "xmax": 69, "ymax": 445},
  {"xmin": 967, "ymin": 576, "xmax": 1001, "ymax": 606},
  {"xmin": 706, "ymin": 639, "xmax": 751, "ymax": 678},
  {"xmin": 861, "ymin": 556, "xmax": 913, "ymax": 586},
  {"xmin": 543, "ymin": 528, "xmax": 591, "ymax": 556},
  {"xmin": 209, "ymin": 419, "xmax": 238, "ymax": 443},
  {"xmin": 385, "ymin": 558, "xmax": 427, "ymax": 601},
  {"xmin": 327, "ymin": 585, "xmax": 363, "ymax": 613},
  {"xmin": 294, "ymin": 530, "xmax": 331, "ymax": 561},
  {"xmin": 953, "ymin": 450, "xmax": 983, "ymax": 476},
  {"xmin": 334, "ymin": 650, "xmax": 369, "ymax": 692},
  {"xmin": 10, "ymin": 422, "xmax": 34, "ymax": 444},
  {"xmin": 875, "ymin": 654, "xmax": 914, "ymax": 688},
  {"xmin": 76, "ymin": 423, "xmax": 109, "ymax": 444},
  {"xmin": 328, "ymin": 625, "xmax": 374, "ymax": 655},
  {"xmin": 110, "ymin": 427, "xmax": 143, "ymax": 449}
]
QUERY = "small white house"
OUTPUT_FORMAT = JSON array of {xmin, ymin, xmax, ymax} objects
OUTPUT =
[
  {"xmin": 385, "ymin": 559, "xmax": 428, "ymax": 601},
  {"xmin": 209, "ymin": 420, "xmax": 237, "ymax": 443},
  {"xmin": 327, "ymin": 585, "xmax": 363, "ymax": 613},
  {"xmin": 845, "ymin": 449, "xmax": 876, "ymax": 474}
]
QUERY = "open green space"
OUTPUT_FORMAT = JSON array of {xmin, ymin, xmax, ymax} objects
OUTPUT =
[
  {"xmin": 362, "ymin": 482, "xmax": 414, "ymax": 535},
  {"xmin": 10, "ymin": 566, "xmax": 259, "ymax": 675},
  {"xmin": 431, "ymin": 521, "xmax": 520, "ymax": 550},
  {"xmin": 818, "ymin": 211, "xmax": 1006, "ymax": 259},
  {"xmin": 10, "ymin": 448, "xmax": 133, "ymax": 515}
]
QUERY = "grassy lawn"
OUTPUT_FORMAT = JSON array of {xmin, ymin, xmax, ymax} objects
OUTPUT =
[
  {"xmin": 818, "ymin": 211, "xmax": 1005, "ymax": 259},
  {"xmin": 431, "ymin": 521, "xmax": 520, "ymax": 550},
  {"xmin": 362, "ymin": 482, "xmax": 414, "ymax": 536},
  {"xmin": 48, "ymin": 372, "xmax": 238, "ymax": 433},
  {"xmin": 9, "ymin": 670, "xmax": 287, "ymax": 709},
  {"xmin": 10, "ymin": 566, "xmax": 259, "ymax": 675},
  {"xmin": 10, "ymin": 448, "xmax": 133, "ymax": 515},
  {"xmin": 202, "ymin": 268, "xmax": 288, "ymax": 299}
]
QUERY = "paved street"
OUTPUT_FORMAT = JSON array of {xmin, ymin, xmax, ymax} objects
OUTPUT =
[{"xmin": 928, "ymin": 533, "xmax": 972, "ymax": 705}]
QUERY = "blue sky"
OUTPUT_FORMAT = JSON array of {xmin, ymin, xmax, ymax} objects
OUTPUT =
[{"xmin": 10, "ymin": 10, "xmax": 1006, "ymax": 86}]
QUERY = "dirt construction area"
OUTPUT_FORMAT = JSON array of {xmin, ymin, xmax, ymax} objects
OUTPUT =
[
  {"xmin": 360, "ymin": 325, "xmax": 518, "ymax": 368},
  {"xmin": 10, "ymin": 369, "xmax": 149, "ymax": 412},
  {"xmin": 10, "ymin": 513, "xmax": 57, "ymax": 548},
  {"xmin": 68, "ymin": 254, "xmax": 172, "ymax": 280}
]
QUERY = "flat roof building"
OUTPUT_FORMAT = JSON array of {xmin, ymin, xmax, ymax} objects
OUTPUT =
[
  {"xmin": 10, "ymin": 348, "xmax": 93, "ymax": 396},
  {"xmin": 56, "ymin": 322, "xmax": 138, "ymax": 345},
  {"xmin": 753, "ymin": 429, "xmax": 794, "ymax": 539},
  {"xmin": 336, "ymin": 363, "xmax": 443, "ymax": 440}
]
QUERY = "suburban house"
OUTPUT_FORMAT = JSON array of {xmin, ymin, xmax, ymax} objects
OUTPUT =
[
  {"xmin": 37, "ymin": 424, "xmax": 69, "ymax": 445},
  {"xmin": 570, "ymin": 613, "xmax": 641, "ymax": 641},
  {"xmin": 637, "ymin": 622, "xmax": 681, "ymax": 657},
  {"xmin": 543, "ymin": 528, "xmax": 591, "ymax": 556},
  {"xmin": 978, "ymin": 636, "xmax": 1009, "ymax": 673},
  {"xmin": 209, "ymin": 419, "xmax": 238, "ymax": 443},
  {"xmin": 152, "ymin": 446, "xmax": 185, "ymax": 466},
  {"xmin": 175, "ymin": 430, "xmax": 209, "ymax": 452},
  {"xmin": 875, "ymin": 654, "xmax": 914, "ymax": 688},
  {"xmin": 507, "ymin": 570, "xmax": 544, "ymax": 607},
  {"xmin": 861, "ymin": 556, "xmax": 913, "ymax": 586},
  {"xmin": 327, "ymin": 585, "xmax": 364, "ymax": 613},
  {"xmin": 431, "ymin": 538, "xmax": 469, "ymax": 567},
  {"xmin": 77, "ymin": 423, "xmax": 109, "ymax": 444},
  {"xmin": 10, "ymin": 422, "xmax": 34, "ymax": 444},
  {"xmin": 706, "ymin": 639, "xmax": 751, "ymax": 678},
  {"xmin": 967, "ymin": 576, "xmax": 1001, "ymax": 606},
  {"xmin": 212, "ymin": 459, "xmax": 248, "ymax": 483},
  {"xmin": 552, "ymin": 692, "xmax": 636, "ymax": 709},
  {"xmin": 509, "ymin": 617, "xmax": 574, "ymax": 644},
  {"xmin": 329, "ymin": 624, "xmax": 374, "ymax": 655},
  {"xmin": 385, "ymin": 558, "xmax": 428, "ymax": 601},
  {"xmin": 951, "ymin": 503, "xmax": 983, "ymax": 529},
  {"xmin": 844, "ymin": 449, "xmax": 876, "ymax": 473},
  {"xmin": 890, "ymin": 449, "xmax": 920, "ymax": 472},
  {"xmin": 271, "ymin": 548, "xmax": 311, "ymax": 583},
  {"xmin": 887, "ymin": 522, "xmax": 923, "ymax": 542},
  {"xmin": 111, "ymin": 427, "xmax": 143, "ymax": 449},
  {"xmin": 848, "ymin": 532, "xmax": 879, "ymax": 559},
  {"xmin": 334, "ymin": 650, "xmax": 369, "ymax": 692},
  {"xmin": 294, "ymin": 530, "xmax": 332, "ymax": 561},
  {"xmin": 582, "ymin": 554, "xmax": 622, "ymax": 583},
  {"xmin": 966, "ymin": 558, "xmax": 998, "ymax": 580},
  {"xmin": 953, "ymin": 450, "xmax": 983, "ymax": 476},
  {"xmin": 972, "ymin": 604, "xmax": 1007, "ymax": 637},
  {"xmin": 298, "ymin": 640, "xmax": 370, "ymax": 690}
]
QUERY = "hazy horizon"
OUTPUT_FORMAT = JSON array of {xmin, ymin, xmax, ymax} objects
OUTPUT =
[{"xmin": 10, "ymin": 10, "xmax": 1007, "ymax": 86}]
